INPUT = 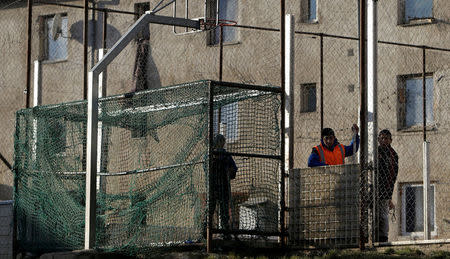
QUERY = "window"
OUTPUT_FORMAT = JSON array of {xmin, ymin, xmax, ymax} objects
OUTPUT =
[
  {"xmin": 402, "ymin": 0, "xmax": 433, "ymax": 24},
  {"xmin": 41, "ymin": 14, "xmax": 68, "ymax": 61},
  {"xmin": 301, "ymin": 0, "xmax": 318, "ymax": 23},
  {"xmin": 401, "ymin": 184, "xmax": 435, "ymax": 236},
  {"xmin": 208, "ymin": 0, "xmax": 238, "ymax": 45},
  {"xmin": 398, "ymin": 75, "xmax": 433, "ymax": 129},
  {"xmin": 300, "ymin": 83, "xmax": 316, "ymax": 113},
  {"xmin": 214, "ymin": 102, "xmax": 239, "ymax": 142}
]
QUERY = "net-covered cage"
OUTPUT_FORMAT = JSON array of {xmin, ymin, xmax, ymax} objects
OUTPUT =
[
  {"xmin": 209, "ymin": 82, "xmax": 282, "ymax": 241},
  {"xmin": 13, "ymin": 80, "xmax": 282, "ymax": 254}
]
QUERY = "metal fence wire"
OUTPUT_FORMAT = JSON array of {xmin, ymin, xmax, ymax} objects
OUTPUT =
[{"xmin": 3, "ymin": 0, "xmax": 450, "ymax": 256}]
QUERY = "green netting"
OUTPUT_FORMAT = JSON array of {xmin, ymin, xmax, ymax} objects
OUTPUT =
[{"xmin": 13, "ymin": 80, "xmax": 281, "ymax": 255}]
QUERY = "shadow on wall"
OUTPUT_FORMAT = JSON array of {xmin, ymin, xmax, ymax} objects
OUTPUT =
[
  {"xmin": 0, "ymin": 184, "xmax": 13, "ymax": 200},
  {"xmin": 69, "ymin": 20, "xmax": 122, "ymax": 49}
]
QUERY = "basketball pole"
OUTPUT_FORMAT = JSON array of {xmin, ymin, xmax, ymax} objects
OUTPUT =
[{"xmin": 85, "ymin": 12, "xmax": 200, "ymax": 250}]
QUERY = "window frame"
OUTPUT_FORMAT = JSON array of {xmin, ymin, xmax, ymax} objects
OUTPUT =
[
  {"xmin": 399, "ymin": 0, "xmax": 435, "ymax": 25},
  {"xmin": 300, "ymin": 83, "xmax": 317, "ymax": 113},
  {"xmin": 301, "ymin": 0, "xmax": 318, "ymax": 24},
  {"xmin": 40, "ymin": 13, "xmax": 69, "ymax": 62},
  {"xmin": 397, "ymin": 73, "xmax": 434, "ymax": 130},
  {"xmin": 213, "ymin": 102, "xmax": 239, "ymax": 143},
  {"xmin": 400, "ymin": 183, "xmax": 437, "ymax": 237}
]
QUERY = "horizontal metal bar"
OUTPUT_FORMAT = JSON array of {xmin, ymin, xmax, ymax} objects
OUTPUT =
[
  {"xmin": 210, "ymin": 80, "xmax": 282, "ymax": 93},
  {"xmin": 234, "ymin": 24, "xmax": 450, "ymax": 52},
  {"xmin": 36, "ymin": 0, "xmax": 138, "ymax": 15},
  {"xmin": 102, "ymin": 160, "xmax": 205, "ymax": 176},
  {"xmin": 382, "ymin": 239, "xmax": 450, "ymax": 246},
  {"xmin": 212, "ymin": 228, "xmax": 286, "ymax": 237},
  {"xmin": 43, "ymin": 160, "xmax": 205, "ymax": 177},
  {"xmin": 213, "ymin": 150, "xmax": 282, "ymax": 160}
]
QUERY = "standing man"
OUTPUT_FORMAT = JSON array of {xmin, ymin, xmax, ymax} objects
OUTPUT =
[
  {"xmin": 209, "ymin": 134, "xmax": 237, "ymax": 238},
  {"xmin": 308, "ymin": 124, "xmax": 360, "ymax": 167},
  {"xmin": 376, "ymin": 129, "xmax": 398, "ymax": 242}
]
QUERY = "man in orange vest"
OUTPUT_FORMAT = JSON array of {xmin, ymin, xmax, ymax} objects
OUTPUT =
[{"xmin": 308, "ymin": 124, "xmax": 359, "ymax": 167}]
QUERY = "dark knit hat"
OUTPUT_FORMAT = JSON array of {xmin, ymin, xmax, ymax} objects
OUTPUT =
[{"xmin": 321, "ymin": 128, "xmax": 335, "ymax": 138}]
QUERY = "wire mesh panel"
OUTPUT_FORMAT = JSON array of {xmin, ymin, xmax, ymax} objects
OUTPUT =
[
  {"xmin": 209, "ymin": 82, "xmax": 282, "ymax": 243},
  {"xmin": 289, "ymin": 165, "xmax": 360, "ymax": 248},
  {"xmin": 14, "ymin": 100, "xmax": 88, "ymax": 253}
]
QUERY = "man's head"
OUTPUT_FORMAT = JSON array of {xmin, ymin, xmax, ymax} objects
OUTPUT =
[
  {"xmin": 378, "ymin": 129, "xmax": 392, "ymax": 147},
  {"xmin": 321, "ymin": 128, "xmax": 336, "ymax": 149},
  {"xmin": 213, "ymin": 134, "xmax": 226, "ymax": 149}
]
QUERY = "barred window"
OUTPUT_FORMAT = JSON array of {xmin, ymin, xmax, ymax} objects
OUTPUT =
[
  {"xmin": 214, "ymin": 102, "xmax": 239, "ymax": 142},
  {"xmin": 301, "ymin": 0, "xmax": 318, "ymax": 23},
  {"xmin": 400, "ymin": 0, "xmax": 433, "ymax": 24},
  {"xmin": 397, "ymin": 75, "xmax": 433, "ymax": 129},
  {"xmin": 41, "ymin": 14, "xmax": 68, "ymax": 61},
  {"xmin": 300, "ymin": 83, "xmax": 317, "ymax": 113},
  {"xmin": 401, "ymin": 184, "xmax": 435, "ymax": 235}
]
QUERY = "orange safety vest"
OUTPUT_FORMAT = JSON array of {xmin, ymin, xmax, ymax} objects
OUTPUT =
[{"xmin": 314, "ymin": 143, "xmax": 345, "ymax": 165}]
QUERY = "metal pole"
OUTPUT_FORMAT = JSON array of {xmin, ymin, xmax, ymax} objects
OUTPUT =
[
  {"xmin": 319, "ymin": 34, "xmax": 324, "ymax": 132},
  {"xmin": 280, "ymin": 0, "xmax": 286, "ymax": 247},
  {"xmin": 85, "ymin": 71, "xmax": 99, "ymax": 250},
  {"xmin": 219, "ymin": 25, "xmax": 224, "ymax": 82},
  {"xmin": 83, "ymin": 0, "xmax": 89, "ymax": 99},
  {"xmin": 285, "ymin": 14, "xmax": 295, "ymax": 245},
  {"xmin": 207, "ymin": 82, "xmax": 214, "ymax": 253},
  {"xmin": 367, "ymin": 0, "xmax": 378, "ymax": 244},
  {"xmin": 25, "ymin": 0, "xmax": 33, "ymax": 108},
  {"xmin": 103, "ymin": 11, "xmax": 108, "ymax": 49},
  {"xmin": 359, "ymin": 0, "xmax": 368, "ymax": 250},
  {"xmin": 286, "ymin": 14, "xmax": 295, "ymax": 180},
  {"xmin": 422, "ymin": 46, "xmax": 431, "ymax": 240},
  {"xmin": 422, "ymin": 47, "xmax": 427, "ymax": 142}
]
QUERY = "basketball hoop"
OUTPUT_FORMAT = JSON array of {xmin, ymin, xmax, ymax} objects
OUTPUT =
[{"xmin": 200, "ymin": 18, "xmax": 237, "ymax": 31}]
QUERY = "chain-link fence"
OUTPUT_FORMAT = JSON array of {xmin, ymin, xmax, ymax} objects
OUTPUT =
[{"xmin": 3, "ymin": 0, "xmax": 450, "ymax": 256}]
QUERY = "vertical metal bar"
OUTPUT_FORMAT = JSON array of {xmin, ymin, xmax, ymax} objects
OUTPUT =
[
  {"xmin": 102, "ymin": 11, "xmax": 107, "ymax": 49},
  {"xmin": 219, "ymin": 25, "xmax": 224, "ymax": 81},
  {"xmin": 286, "ymin": 14, "xmax": 295, "ymax": 178},
  {"xmin": 25, "ymin": 0, "xmax": 33, "ymax": 108},
  {"xmin": 358, "ymin": 0, "xmax": 368, "ymax": 250},
  {"xmin": 422, "ymin": 47, "xmax": 426, "ymax": 142},
  {"xmin": 206, "ymin": 82, "xmax": 214, "ymax": 253},
  {"xmin": 83, "ymin": 0, "xmax": 89, "ymax": 100},
  {"xmin": 319, "ymin": 34, "xmax": 324, "ymax": 132},
  {"xmin": 284, "ymin": 14, "xmax": 295, "ymax": 246},
  {"xmin": 185, "ymin": 0, "xmax": 189, "ymax": 32},
  {"xmin": 280, "ymin": 0, "xmax": 286, "ymax": 247},
  {"xmin": 422, "ymin": 46, "xmax": 431, "ymax": 240},
  {"xmin": 218, "ymin": 25, "xmax": 223, "ymax": 133},
  {"xmin": 423, "ymin": 142, "xmax": 430, "ymax": 240},
  {"xmin": 85, "ymin": 71, "xmax": 99, "ymax": 250},
  {"xmin": 367, "ymin": 0, "xmax": 378, "ymax": 245}
]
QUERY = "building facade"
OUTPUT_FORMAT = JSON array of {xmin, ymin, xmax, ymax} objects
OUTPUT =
[{"xmin": 1, "ymin": 0, "xmax": 449, "ymax": 243}]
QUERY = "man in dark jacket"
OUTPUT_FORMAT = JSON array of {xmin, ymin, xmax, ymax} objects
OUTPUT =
[
  {"xmin": 209, "ymin": 134, "xmax": 237, "ymax": 236},
  {"xmin": 376, "ymin": 129, "xmax": 399, "ymax": 242}
]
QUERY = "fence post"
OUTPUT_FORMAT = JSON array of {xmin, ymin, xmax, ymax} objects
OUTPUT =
[
  {"xmin": 367, "ymin": 0, "xmax": 378, "ymax": 245},
  {"xmin": 358, "ymin": 0, "xmax": 368, "ymax": 250},
  {"xmin": 422, "ymin": 46, "xmax": 431, "ymax": 240},
  {"xmin": 284, "ymin": 13, "xmax": 295, "ymax": 245},
  {"xmin": 85, "ymin": 71, "xmax": 99, "ymax": 250}
]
